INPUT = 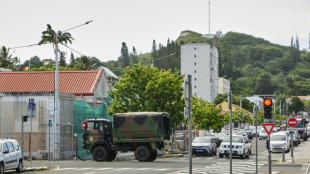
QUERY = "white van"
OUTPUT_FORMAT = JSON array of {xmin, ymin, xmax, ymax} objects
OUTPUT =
[
  {"xmin": 0, "ymin": 138, "xmax": 23, "ymax": 173},
  {"xmin": 269, "ymin": 132, "xmax": 290, "ymax": 153}
]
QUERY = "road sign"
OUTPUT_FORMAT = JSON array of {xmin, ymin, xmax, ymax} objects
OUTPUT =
[
  {"xmin": 287, "ymin": 117, "xmax": 298, "ymax": 128},
  {"xmin": 81, "ymin": 121, "xmax": 91, "ymax": 130},
  {"xmin": 262, "ymin": 123, "xmax": 275, "ymax": 135},
  {"xmin": 48, "ymin": 120, "xmax": 52, "ymax": 127}
]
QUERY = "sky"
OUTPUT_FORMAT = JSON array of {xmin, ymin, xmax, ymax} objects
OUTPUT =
[{"xmin": 1, "ymin": 0, "xmax": 310, "ymax": 64}]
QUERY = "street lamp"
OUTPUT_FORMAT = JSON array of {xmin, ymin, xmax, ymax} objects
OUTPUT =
[{"xmin": 150, "ymin": 53, "xmax": 175, "ymax": 67}]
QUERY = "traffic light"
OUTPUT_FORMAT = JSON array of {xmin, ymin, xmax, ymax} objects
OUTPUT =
[
  {"xmin": 23, "ymin": 115, "xmax": 28, "ymax": 122},
  {"xmin": 264, "ymin": 98, "xmax": 272, "ymax": 119}
]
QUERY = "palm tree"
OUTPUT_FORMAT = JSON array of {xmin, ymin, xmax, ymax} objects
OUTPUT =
[
  {"xmin": 38, "ymin": 25, "xmax": 74, "ymax": 141},
  {"xmin": 0, "ymin": 46, "xmax": 13, "ymax": 68}
]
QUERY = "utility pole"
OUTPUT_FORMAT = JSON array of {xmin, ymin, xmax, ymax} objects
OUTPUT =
[{"xmin": 208, "ymin": 0, "xmax": 211, "ymax": 34}]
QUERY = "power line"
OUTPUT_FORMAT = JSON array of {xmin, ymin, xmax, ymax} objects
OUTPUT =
[
  {"xmin": 60, "ymin": 43, "xmax": 86, "ymax": 57},
  {"xmin": 63, "ymin": 20, "xmax": 93, "ymax": 32}
]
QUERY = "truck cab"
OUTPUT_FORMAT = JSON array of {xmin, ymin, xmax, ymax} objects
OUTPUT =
[{"xmin": 82, "ymin": 118, "xmax": 115, "ymax": 161}]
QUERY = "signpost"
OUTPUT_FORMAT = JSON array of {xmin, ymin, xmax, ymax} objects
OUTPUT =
[
  {"xmin": 27, "ymin": 98, "xmax": 36, "ymax": 167},
  {"xmin": 262, "ymin": 123, "xmax": 276, "ymax": 135},
  {"xmin": 48, "ymin": 119, "xmax": 52, "ymax": 162},
  {"xmin": 184, "ymin": 74, "xmax": 192, "ymax": 174},
  {"xmin": 262, "ymin": 123, "xmax": 275, "ymax": 174},
  {"xmin": 287, "ymin": 118, "xmax": 297, "ymax": 128},
  {"xmin": 287, "ymin": 117, "xmax": 297, "ymax": 163},
  {"xmin": 81, "ymin": 121, "xmax": 91, "ymax": 130}
]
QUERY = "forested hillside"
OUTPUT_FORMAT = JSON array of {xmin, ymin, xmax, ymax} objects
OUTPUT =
[{"xmin": 143, "ymin": 30, "xmax": 310, "ymax": 97}]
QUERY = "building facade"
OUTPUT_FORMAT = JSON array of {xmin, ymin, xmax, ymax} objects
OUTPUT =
[{"xmin": 181, "ymin": 43, "xmax": 219, "ymax": 103}]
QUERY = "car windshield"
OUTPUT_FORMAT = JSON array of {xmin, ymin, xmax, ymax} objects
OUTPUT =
[
  {"xmin": 270, "ymin": 135, "xmax": 286, "ymax": 141},
  {"xmin": 223, "ymin": 136, "xmax": 244, "ymax": 143},
  {"xmin": 193, "ymin": 137, "xmax": 212, "ymax": 143}
]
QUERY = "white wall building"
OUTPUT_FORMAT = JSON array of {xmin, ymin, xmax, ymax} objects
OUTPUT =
[
  {"xmin": 218, "ymin": 77, "xmax": 230, "ymax": 94},
  {"xmin": 181, "ymin": 43, "xmax": 219, "ymax": 103}
]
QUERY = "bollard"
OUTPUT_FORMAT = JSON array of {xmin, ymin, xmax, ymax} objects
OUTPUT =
[{"xmin": 282, "ymin": 148, "xmax": 285, "ymax": 162}]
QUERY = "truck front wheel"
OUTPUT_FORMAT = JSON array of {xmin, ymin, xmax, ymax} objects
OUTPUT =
[
  {"xmin": 92, "ymin": 146, "xmax": 109, "ymax": 161},
  {"xmin": 135, "ymin": 146, "xmax": 151, "ymax": 162},
  {"xmin": 149, "ymin": 150, "xmax": 158, "ymax": 162},
  {"xmin": 106, "ymin": 151, "xmax": 117, "ymax": 162}
]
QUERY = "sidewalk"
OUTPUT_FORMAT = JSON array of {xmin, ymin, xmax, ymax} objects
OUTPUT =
[
  {"xmin": 272, "ymin": 139, "xmax": 310, "ymax": 174},
  {"xmin": 22, "ymin": 150, "xmax": 185, "ymax": 172}
]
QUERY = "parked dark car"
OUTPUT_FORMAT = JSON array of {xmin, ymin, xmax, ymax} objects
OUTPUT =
[{"xmin": 192, "ymin": 137, "xmax": 217, "ymax": 156}]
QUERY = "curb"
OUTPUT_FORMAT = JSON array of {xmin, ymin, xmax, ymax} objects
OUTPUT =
[
  {"xmin": 161, "ymin": 154, "xmax": 184, "ymax": 158},
  {"xmin": 24, "ymin": 166, "xmax": 49, "ymax": 172}
]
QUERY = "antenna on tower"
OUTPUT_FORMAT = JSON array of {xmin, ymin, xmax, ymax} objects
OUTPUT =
[{"xmin": 208, "ymin": 0, "xmax": 211, "ymax": 34}]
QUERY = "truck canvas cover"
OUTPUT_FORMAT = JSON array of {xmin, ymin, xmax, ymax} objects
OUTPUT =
[{"xmin": 113, "ymin": 112, "xmax": 170, "ymax": 143}]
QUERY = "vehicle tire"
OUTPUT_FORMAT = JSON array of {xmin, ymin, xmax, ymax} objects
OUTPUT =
[
  {"xmin": 16, "ymin": 160, "xmax": 23, "ymax": 173},
  {"xmin": 219, "ymin": 154, "xmax": 223, "ymax": 158},
  {"xmin": 135, "ymin": 146, "xmax": 151, "ymax": 162},
  {"xmin": 213, "ymin": 148, "xmax": 217, "ymax": 156},
  {"xmin": 92, "ymin": 146, "xmax": 109, "ymax": 161},
  {"xmin": 249, "ymin": 149, "xmax": 251, "ymax": 155},
  {"xmin": 0, "ymin": 163, "xmax": 4, "ymax": 174},
  {"xmin": 240, "ymin": 151, "xmax": 245, "ymax": 159},
  {"xmin": 106, "ymin": 151, "xmax": 117, "ymax": 162},
  {"xmin": 149, "ymin": 150, "xmax": 158, "ymax": 162},
  {"xmin": 246, "ymin": 150, "xmax": 249, "ymax": 158}
]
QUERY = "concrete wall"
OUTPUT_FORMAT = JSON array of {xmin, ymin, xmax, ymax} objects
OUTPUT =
[{"xmin": 0, "ymin": 93, "xmax": 75, "ymax": 160}]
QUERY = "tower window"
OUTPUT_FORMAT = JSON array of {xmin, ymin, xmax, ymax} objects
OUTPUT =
[
  {"xmin": 194, "ymin": 47, "xmax": 196, "ymax": 50},
  {"xmin": 194, "ymin": 85, "xmax": 197, "ymax": 88},
  {"xmin": 194, "ymin": 55, "xmax": 197, "ymax": 58},
  {"xmin": 194, "ymin": 78, "xmax": 197, "ymax": 81},
  {"xmin": 194, "ymin": 62, "xmax": 197, "ymax": 65},
  {"xmin": 194, "ymin": 70, "xmax": 197, "ymax": 73}
]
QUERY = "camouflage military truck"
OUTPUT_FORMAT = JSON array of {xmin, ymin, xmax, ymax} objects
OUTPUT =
[{"xmin": 82, "ymin": 112, "xmax": 170, "ymax": 162}]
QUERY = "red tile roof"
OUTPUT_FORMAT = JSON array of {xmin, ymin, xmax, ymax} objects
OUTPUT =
[{"xmin": 0, "ymin": 69, "xmax": 103, "ymax": 95}]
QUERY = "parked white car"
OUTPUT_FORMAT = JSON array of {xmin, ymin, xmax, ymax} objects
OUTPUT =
[
  {"xmin": 259, "ymin": 128, "xmax": 268, "ymax": 140},
  {"xmin": 269, "ymin": 132, "xmax": 290, "ymax": 153},
  {"xmin": 0, "ymin": 138, "xmax": 23, "ymax": 173},
  {"xmin": 219, "ymin": 135, "xmax": 251, "ymax": 159}
]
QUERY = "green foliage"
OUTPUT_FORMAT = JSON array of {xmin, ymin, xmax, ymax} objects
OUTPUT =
[
  {"xmin": 108, "ymin": 64, "xmax": 185, "ymax": 127},
  {"xmin": 192, "ymin": 97, "xmax": 224, "ymax": 132},
  {"xmin": 288, "ymin": 97, "xmax": 304, "ymax": 114}
]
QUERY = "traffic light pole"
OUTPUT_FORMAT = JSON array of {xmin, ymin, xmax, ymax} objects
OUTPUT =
[{"xmin": 268, "ymin": 135, "xmax": 271, "ymax": 174}]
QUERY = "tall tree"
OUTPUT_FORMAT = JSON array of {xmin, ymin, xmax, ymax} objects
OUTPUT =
[
  {"xmin": 151, "ymin": 39, "xmax": 157, "ymax": 65},
  {"xmin": 75, "ymin": 56, "xmax": 90, "ymax": 70},
  {"xmin": 29, "ymin": 56, "xmax": 43, "ymax": 68},
  {"xmin": 108, "ymin": 64, "xmax": 185, "ymax": 127},
  {"xmin": 59, "ymin": 52, "xmax": 67, "ymax": 66},
  {"xmin": 69, "ymin": 52, "xmax": 76, "ymax": 67},
  {"xmin": 120, "ymin": 42, "xmax": 129, "ymax": 68},
  {"xmin": 0, "ymin": 46, "xmax": 13, "ymax": 68},
  {"xmin": 131, "ymin": 46, "xmax": 139, "ymax": 64},
  {"xmin": 288, "ymin": 97, "xmax": 304, "ymax": 115}
]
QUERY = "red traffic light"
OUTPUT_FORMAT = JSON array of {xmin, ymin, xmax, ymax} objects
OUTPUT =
[{"xmin": 264, "ymin": 98, "xmax": 272, "ymax": 106}]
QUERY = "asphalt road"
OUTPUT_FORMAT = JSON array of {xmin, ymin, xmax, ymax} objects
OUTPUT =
[{"xmin": 18, "ymin": 138, "xmax": 300, "ymax": 174}]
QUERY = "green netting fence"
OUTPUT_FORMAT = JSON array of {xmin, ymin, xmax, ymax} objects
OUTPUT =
[{"xmin": 73, "ymin": 101, "xmax": 113, "ymax": 160}]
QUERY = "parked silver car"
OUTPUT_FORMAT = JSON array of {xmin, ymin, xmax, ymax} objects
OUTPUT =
[{"xmin": 0, "ymin": 138, "xmax": 23, "ymax": 174}]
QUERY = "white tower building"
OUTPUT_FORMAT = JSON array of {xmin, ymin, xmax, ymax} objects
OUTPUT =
[{"xmin": 181, "ymin": 43, "xmax": 219, "ymax": 103}]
